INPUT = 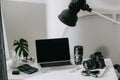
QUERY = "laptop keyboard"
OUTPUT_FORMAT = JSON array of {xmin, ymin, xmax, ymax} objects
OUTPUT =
[{"xmin": 40, "ymin": 61, "xmax": 72, "ymax": 67}]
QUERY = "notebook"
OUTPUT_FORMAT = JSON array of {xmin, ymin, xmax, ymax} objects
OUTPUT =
[{"xmin": 35, "ymin": 38, "xmax": 76, "ymax": 72}]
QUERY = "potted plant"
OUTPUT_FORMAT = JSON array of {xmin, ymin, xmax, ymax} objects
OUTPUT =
[{"xmin": 13, "ymin": 38, "xmax": 29, "ymax": 59}]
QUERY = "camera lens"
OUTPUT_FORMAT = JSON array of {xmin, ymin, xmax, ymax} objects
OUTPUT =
[
  {"xmin": 74, "ymin": 46, "xmax": 83, "ymax": 65},
  {"xmin": 83, "ymin": 59, "xmax": 95, "ymax": 70}
]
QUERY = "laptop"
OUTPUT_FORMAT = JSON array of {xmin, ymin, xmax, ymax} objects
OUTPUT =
[{"xmin": 35, "ymin": 38, "xmax": 76, "ymax": 72}]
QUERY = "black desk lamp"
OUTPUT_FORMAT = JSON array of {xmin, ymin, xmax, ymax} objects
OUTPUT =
[
  {"xmin": 58, "ymin": 0, "xmax": 92, "ymax": 27},
  {"xmin": 58, "ymin": 0, "xmax": 120, "ymax": 27}
]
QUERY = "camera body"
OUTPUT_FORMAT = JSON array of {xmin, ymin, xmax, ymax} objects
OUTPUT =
[{"xmin": 83, "ymin": 52, "xmax": 106, "ymax": 70}]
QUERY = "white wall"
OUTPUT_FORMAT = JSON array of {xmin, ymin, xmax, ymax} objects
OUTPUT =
[
  {"xmin": 2, "ymin": 0, "xmax": 120, "ymax": 64},
  {"xmin": 3, "ymin": 1, "xmax": 47, "ymax": 57},
  {"xmin": 47, "ymin": 0, "xmax": 120, "ymax": 64},
  {"xmin": 46, "ymin": 0, "xmax": 70, "ymax": 38},
  {"xmin": 8, "ymin": 0, "xmax": 46, "ymax": 4},
  {"xmin": 65, "ymin": 15, "xmax": 120, "ymax": 64}
]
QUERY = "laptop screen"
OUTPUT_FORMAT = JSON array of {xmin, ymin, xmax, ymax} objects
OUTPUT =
[{"xmin": 35, "ymin": 38, "xmax": 70, "ymax": 63}]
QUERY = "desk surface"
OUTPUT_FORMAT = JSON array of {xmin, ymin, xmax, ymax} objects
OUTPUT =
[{"xmin": 7, "ymin": 59, "xmax": 118, "ymax": 80}]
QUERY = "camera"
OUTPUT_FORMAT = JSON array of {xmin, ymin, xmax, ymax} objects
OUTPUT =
[{"xmin": 83, "ymin": 52, "xmax": 106, "ymax": 70}]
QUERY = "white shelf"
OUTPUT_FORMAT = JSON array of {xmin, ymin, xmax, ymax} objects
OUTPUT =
[
  {"xmin": 8, "ymin": 0, "xmax": 46, "ymax": 4},
  {"xmin": 87, "ymin": 0, "xmax": 120, "ymax": 11},
  {"xmin": 78, "ymin": 0, "xmax": 120, "ymax": 25},
  {"xmin": 78, "ymin": 9, "xmax": 120, "ymax": 25},
  {"xmin": 78, "ymin": 0, "xmax": 120, "ymax": 18},
  {"xmin": 78, "ymin": 9, "xmax": 120, "ymax": 18}
]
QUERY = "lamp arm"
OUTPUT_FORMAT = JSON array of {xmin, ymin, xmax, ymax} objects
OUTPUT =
[{"xmin": 92, "ymin": 10, "xmax": 120, "ymax": 25}]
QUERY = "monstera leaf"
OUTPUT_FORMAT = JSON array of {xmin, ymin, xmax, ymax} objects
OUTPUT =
[{"xmin": 13, "ymin": 38, "xmax": 29, "ymax": 58}]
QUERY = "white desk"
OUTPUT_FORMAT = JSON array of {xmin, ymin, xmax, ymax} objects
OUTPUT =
[
  {"xmin": 7, "ymin": 59, "xmax": 42, "ymax": 80},
  {"xmin": 7, "ymin": 59, "xmax": 118, "ymax": 80}
]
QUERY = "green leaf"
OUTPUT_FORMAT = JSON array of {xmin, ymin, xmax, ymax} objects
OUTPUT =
[
  {"xmin": 22, "ymin": 43, "xmax": 28, "ymax": 47},
  {"xmin": 23, "ymin": 49, "xmax": 28, "ymax": 57},
  {"xmin": 15, "ymin": 45, "xmax": 20, "ymax": 54},
  {"xmin": 23, "ymin": 46, "xmax": 29, "ymax": 52},
  {"xmin": 19, "ymin": 48, "xmax": 22, "ymax": 57},
  {"xmin": 20, "ymin": 39, "xmax": 28, "ymax": 45},
  {"xmin": 13, "ymin": 38, "xmax": 29, "ymax": 58},
  {"xmin": 13, "ymin": 40, "xmax": 19, "ymax": 46}
]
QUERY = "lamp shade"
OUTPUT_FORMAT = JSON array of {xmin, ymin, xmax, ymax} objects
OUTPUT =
[{"xmin": 58, "ymin": 9, "xmax": 78, "ymax": 27}]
